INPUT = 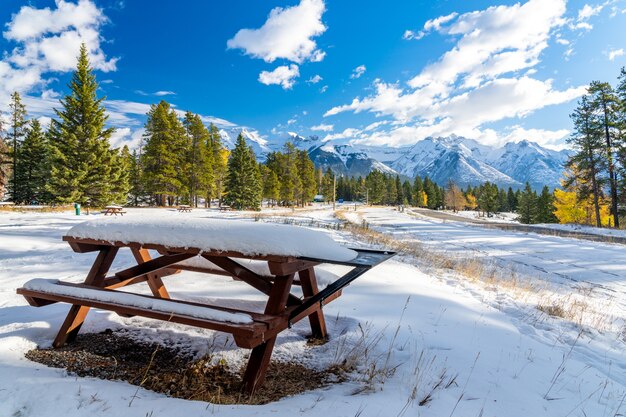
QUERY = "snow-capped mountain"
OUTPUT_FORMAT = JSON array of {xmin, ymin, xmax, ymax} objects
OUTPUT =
[
  {"xmin": 308, "ymin": 143, "xmax": 397, "ymax": 177},
  {"xmin": 485, "ymin": 140, "xmax": 570, "ymax": 189},
  {"xmin": 391, "ymin": 137, "xmax": 521, "ymax": 187},
  {"xmin": 222, "ymin": 127, "xmax": 568, "ymax": 189},
  {"xmin": 218, "ymin": 127, "xmax": 273, "ymax": 157}
]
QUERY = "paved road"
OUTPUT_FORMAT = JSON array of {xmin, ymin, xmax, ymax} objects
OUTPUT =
[{"xmin": 410, "ymin": 208, "xmax": 626, "ymax": 245}]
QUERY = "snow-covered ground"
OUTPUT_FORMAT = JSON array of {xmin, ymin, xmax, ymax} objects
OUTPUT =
[
  {"xmin": 534, "ymin": 222, "xmax": 626, "ymax": 239},
  {"xmin": 1, "ymin": 207, "xmax": 626, "ymax": 417},
  {"xmin": 441, "ymin": 209, "xmax": 519, "ymax": 223}
]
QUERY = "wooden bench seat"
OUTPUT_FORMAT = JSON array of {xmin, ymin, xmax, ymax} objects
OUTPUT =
[{"xmin": 17, "ymin": 279, "xmax": 287, "ymax": 349}]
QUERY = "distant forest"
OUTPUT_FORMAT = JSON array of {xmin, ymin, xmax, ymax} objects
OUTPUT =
[{"xmin": 1, "ymin": 44, "xmax": 625, "ymax": 229}]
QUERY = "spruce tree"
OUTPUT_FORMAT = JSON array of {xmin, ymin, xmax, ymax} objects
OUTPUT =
[
  {"xmin": 507, "ymin": 187, "xmax": 518, "ymax": 212},
  {"xmin": 209, "ymin": 123, "xmax": 228, "ymax": 207},
  {"xmin": 567, "ymin": 95, "xmax": 606, "ymax": 227},
  {"xmin": 535, "ymin": 185, "xmax": 558, "ymax": 223},
  {"xmin": 260, "ymin": 164, "xmax": 279, "ymax": 206},
  {"xmin": 183, "ymin": 112, "xmax": 213, "ymax": 206},
  {"xmin": 413, "ymin": 175, "xmax": 424, "ymax": 207},
  {"xmin": 224, "ymin": 134, "xmax": 261, "ymax": 210},
  {"xmin": 109, "ymin": 146, "xmax": 132, "ymax": 204},
  {"xmin": 296, "ymin": 149, "xmax": 316, "ymax": 206},
  {"xmin": 478, "ymin": 182, "xmax": 499, "ymax": 216},
  {"xmin": 128, "ymin": 149, "xmax": 143, "ymax": 206},
  {"xmin": 0, "ymin": 120, "xmax": 9, "ymax": 200},
  {"xmin": 15, "ymin": 119, "xmax": 49, "ymax": 204},
  {"xmin": 48, "ymin": 44, "xmax": 117, "ymax": 206},
  {"xmin": 141, "ymin": 100, "xmax": 184, "ymax": 206},
  {"xmin": 423, "ymin": 177, "xmax": 437, "ymax": 209},
  {"xmin": 517, "ymin": 182, "xmax": 537, "ymax": 224},
  {"xmin": 7, "ymin": 92, "xmax": 27, "ymax": 202}
]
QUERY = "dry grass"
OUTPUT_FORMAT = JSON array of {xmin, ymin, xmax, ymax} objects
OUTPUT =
[
  {"xmin": 334, "ymin": 209, "xmax": 622, "ymax": 335},
  {"xmin": 0, "ymin": 204, "xmax": 74, "ymax": 213}
]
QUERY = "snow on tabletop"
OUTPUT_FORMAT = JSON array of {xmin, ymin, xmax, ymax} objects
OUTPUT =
[
  {"xmin": 22, "ymin": 279, "xmax": 253, "ymax": 324},
  {"xmin": 65, "ymin": 216, "xmax": 358, "ymax": 262}
]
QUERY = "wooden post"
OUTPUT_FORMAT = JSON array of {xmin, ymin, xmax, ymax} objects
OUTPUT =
[
  {"xmin": 131, "ymin": 248, "xmax": 170, "ymax": 298},
  {"xmin": 298, "ymin": 267, "xmax": 327, "ymax": 339},
  {"xmin": 242, "ymin": 273, "xmax": 294, "ymax": 394},
  {"xmin": 53, "ymin": 246, "xmax": 119, "ymax": 347}
]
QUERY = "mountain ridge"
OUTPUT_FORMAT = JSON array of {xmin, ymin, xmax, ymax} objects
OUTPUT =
[{"xmin": 218, "ymin": 127, "xmax": 569, "ymax": 189}]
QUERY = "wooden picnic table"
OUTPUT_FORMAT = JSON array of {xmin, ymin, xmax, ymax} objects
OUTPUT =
[
  {"xmin": 17, "ymin": 218, "xmax": 394, "ymax": 394},
  {"xmin": 177, "ymin": 205, "xmax": 192, "ymax": 212},
  {"xmin": 102, "ymin": 205, "xmax": 126, "ymax": 216}
]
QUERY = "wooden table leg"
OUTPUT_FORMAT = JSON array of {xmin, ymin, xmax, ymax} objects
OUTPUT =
[
  {"xmin": 131, "ymin": 248, "xmax": 170, "ymax": 298},
  {"xmin": 53, "ymin": 246, "xmax": 119, "ymax": 347},
  {"xmin": 298, "ymin": 267, "xmax": 327, "ymax": 339},
  {"xmin": 243, "ymin": 273, "xmax": 294, "ymax": 394}
]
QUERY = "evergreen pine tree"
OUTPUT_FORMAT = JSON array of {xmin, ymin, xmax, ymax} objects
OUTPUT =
[
  {"xmin": 535, "ymin": 185, "xmax": 558, "ymax": 223},
  {"xmin": 0, "ymin": 120, "xmax": 9, "ymax": 200},
  {"xmin": 478, "ymin": 182, "xmax": 499, "ymax": 216},
  {"xmin": 517, "ymin": 182, "xmax": 537, "ymax": 224},
  {"xmin": 395, "ymin": 175, "xmax": 403, "ymax": 205},
  {"xmin": 141, "ymin": 100, "xmax": 184, "ymax": 206},
  {"xmin": 567, "ymin": 95, "xmax": 606, "ymax": 227},
  {"xmin": 589, "ymin": 81, "xmax": 620, "ymax": 227},
  {"xmin": 48, "ymin": 44, "xmax": 117, "ymax": 206},
  {"xmin": 183, "ymin": 112, "xmax": 213, "ymax": 206},
  {"xmin": 7, "ymin": 92, "xmax": 27, "ymax": 202},
  {"xmin": 128, "ymin": 149, "xmax": 143, "ymax": 206},
  {"xmin": 507, "ymin": 187, "xmax": 518, "ymax": 212},
  {"xmin": 260, "ymin": 164, "xmax": 279, "ymax": 206},
  {"xmin": 109, "ymin": 146, "xmax": 132, "ymax": 204},
  {"xmin": 208, "ymin": 124, "xmax": 228, "ymax": 207},
  {"xmin": 321, "ymin": 168, "xmax": 335, "ymax": 203},
  {"xmin": 15, "ymin": 119, "xmax": 49, "ymax": 204},
  {"xmin": 412, "ymin": 175, "xmax": 424, "ymax": 207},
  {"xmin": 224, "ymin": 134, "xmax": 261, "ymax": 210},
  {"xmin": 423, "ymin": 177, "xmax": 437, "ymax": 209},
  {"xmin": 296, "ymin": 149, "xmax": 316, "ymax": 206}
]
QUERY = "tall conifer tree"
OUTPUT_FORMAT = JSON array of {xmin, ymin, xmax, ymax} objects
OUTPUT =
[
  {"xmin": 15, "ymin": 119, "xmax": 49, "ymax": 204},
  {"xmin": 8, "ymin": 92, "xmax": 27, "ymax": 202},
  {"xmin": 224, "ymin": 134, "xmax": 261, "ymax": 210},
  {"xmin": 48, "ymin": 44, "xmax": 117, "ymax": 206}
]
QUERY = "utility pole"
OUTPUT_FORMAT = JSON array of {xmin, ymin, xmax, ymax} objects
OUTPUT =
[{"xmin": 332, "ymin": 173, "xmax": 336, "ymax": 211}]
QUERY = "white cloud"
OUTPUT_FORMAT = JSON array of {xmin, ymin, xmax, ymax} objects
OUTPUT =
[
  {"xmin": 608, "ymin": 48, "xmax": 624, "ymax": 61},
  {"xmin": 227, "ymin": 0, "xmax": 326, "ymax": 64},
  {"xmin": 135, "ymin": 90, "xmax": 176, "ymax": 96},
  {"xmin": 0, "ymin": 0, "xmax": 116, "ymax": 113},
  {"xmin": 499, "ymin": 126, "xmax": 570, "ymax": 149},
  {"xmin": 577, "ymin": 3, "xmax": 604, "ymax": 20},
  {"xmin": 311, "ymin": 123, "xmax": 333, "ymax": 132},
  {"xmin": 287, "ymin": 118, "xmax": 296, "ymax": 125},
  {"xmin": 402, "ymin": 30, "xmax": 424, "ymax": 41},
  {"xmin": 350, "ymin": 65, "xmax": 366, "ymax": 79},
  {"xmin": 403, "ymin": 12, "xmax": 458, "ymax": 41},
  {"xmin": 320, "ymin": 85, "xmax": 328, "ymax": 93},
  {"xmin": 324, "ymin": 0, "xmax": 585, "ymax": 148},
  {"xmin": 307, "ymin": 74, "xmax": 323, "ymax": 84},
  {"xmin": 322, "ymin": 128, "xmax": 360, "ymax": 142},
  {"xmin": 258, "ymin": 64, "xmax": 300, "ymax": 89}
]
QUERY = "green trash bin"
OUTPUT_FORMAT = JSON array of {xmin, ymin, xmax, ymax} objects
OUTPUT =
[{"xmin": 74, "ymin": 203, "xmax": 81, "ymax": 215}]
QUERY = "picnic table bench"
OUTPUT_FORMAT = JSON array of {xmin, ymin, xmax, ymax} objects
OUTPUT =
[
  {"xmin": 177, "ymin": 205, "xmax": 192, "ymax": 212},
  {"xmin": 17, "ymin": 217, "xmax": 394, "ymax": 394},
  {"xmin": 102, "ymin": 205, "xmax": 127, "ymax": 216}
]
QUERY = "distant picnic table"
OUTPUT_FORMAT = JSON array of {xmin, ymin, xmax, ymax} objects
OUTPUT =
[
  {"xmin": 102, "ymin": 205, "xmax": 126, "ymax": 216},
  {"xmin": 17, "ymin": 217, "xmax": 394, "ymax": 394},
  {"xmin": 177, "ymin": 205, "xmax": 192, "ymax": 212}
]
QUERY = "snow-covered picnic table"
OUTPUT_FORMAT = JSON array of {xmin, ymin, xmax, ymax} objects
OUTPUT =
[
  {"xmin": 102, "ymin": 205, "xmax": 126, "ymax": 216},
  {"xmin": 17, "ymin": 216, "xmax": 394, "ymax": 393}
]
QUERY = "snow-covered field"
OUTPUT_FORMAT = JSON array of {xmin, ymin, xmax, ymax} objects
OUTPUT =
[
  {"xmin": 1, "ymin": 207, "xmax": 626, "ymax": 417},
  {"xmin": 441, "ymin": 209, "xmax": 519, "ymax": 223}
]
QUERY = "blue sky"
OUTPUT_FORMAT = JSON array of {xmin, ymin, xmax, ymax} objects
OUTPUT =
[{"xmin": 0, "ymin": 0, "xmax": 625, "ymax": 150}]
